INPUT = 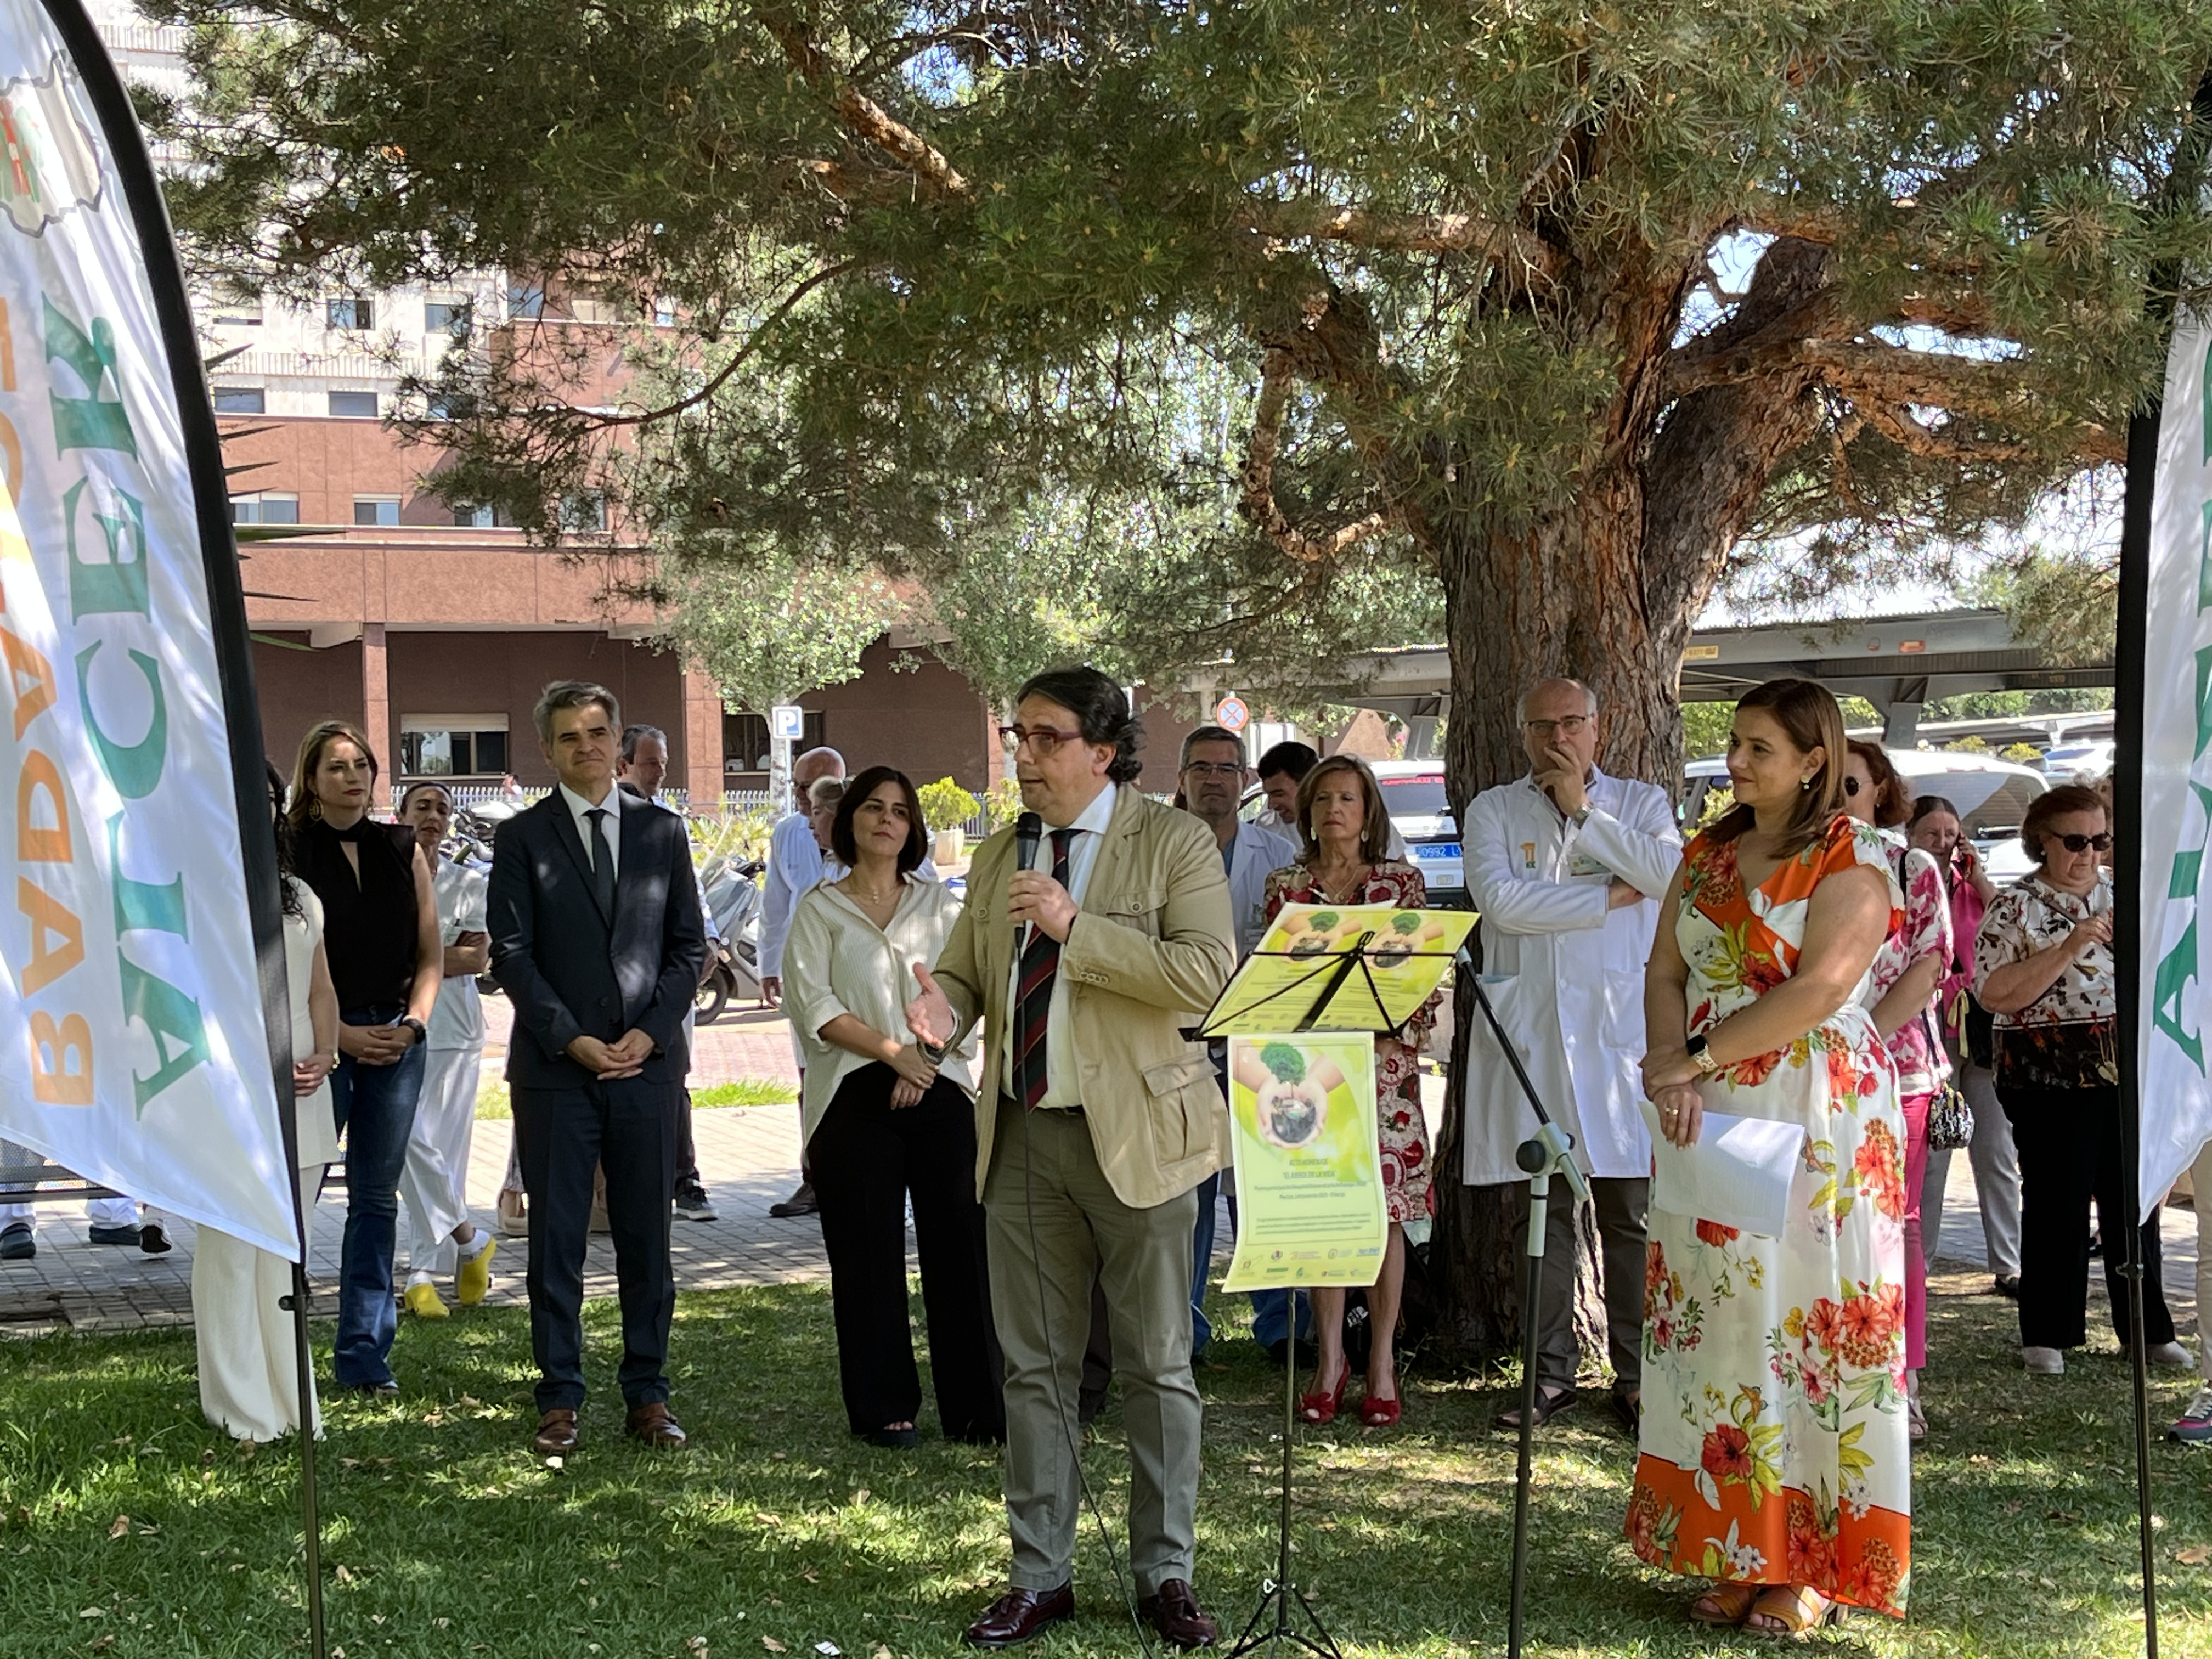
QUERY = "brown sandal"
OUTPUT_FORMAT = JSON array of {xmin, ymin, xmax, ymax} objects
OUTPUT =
[
  {"xmin": 1746, "ymin": 1584, "xmax": 1840, "ymax": 1638},
  {"xmin": 1688, "ymin": 1583, "xmax": 1760, "ymax": 1627}
]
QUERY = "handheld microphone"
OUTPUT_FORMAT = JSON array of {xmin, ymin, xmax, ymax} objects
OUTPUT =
[{"xmin": 1013, "ymin": 811, "xmax": 1043, "ymax": 951}]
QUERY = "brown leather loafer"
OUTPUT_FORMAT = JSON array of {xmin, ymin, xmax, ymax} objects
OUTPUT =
[
  {"xmin": 1138, "ymin": 1579, "xmax": 1218, "ymax": 1650},
  {"xmin": 625, "ymin": 1402, "xmax": 688, "ymax": 1449},
  {"xmin": 963, "ymin": 1583, "xmax": 1074, "ymax": 1647},
  {"xmin": 532, "ymin": 1409, "xmax": 578, "ymax": 1458}
]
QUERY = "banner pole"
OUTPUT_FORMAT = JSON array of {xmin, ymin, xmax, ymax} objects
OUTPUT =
[
  {"xmin": 2112, "ymin": 65, "xmax": 2212, "ymax": 1659},
  {"xmin": 31, "ymin": 5, "xmax": 328, "ymax": 1655}
]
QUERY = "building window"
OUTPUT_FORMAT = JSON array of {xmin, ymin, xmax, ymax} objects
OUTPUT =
[
  {"xmin": 559, "ymin": 492, "xmax": 607, "ymax": 531},
  {"xmin": 231, "ymin": 493, "xmax": 300, "ymax": 525},
  {"xmin": 213, "ymin": 292, "xmax": 263, "ymax": 326},
  {"xmin": 652, "ymin": 296, "xmax": 677, "ymax": 327},
  {"xmin": 723, "ymin": 709, "xmax": 823, "ymax": 772},
  {"xmin": 400, "ymin": 719, "xmax": 510, "ymax": 779},
  {"xmin": 212, "ymin": 385, "xmax": 265, "ymax": 414},
  {"xmin": 451, "ymin": 504, "xmax": 496, "ymax": 528},
  {"xmin": 507, "ymin": 282, "xmax": 545, "ymax": 321},
  {"xmin": 328, "ymin": 390, "xmax": 379, "ymax": 419},
  {"xmin": 425, "ymin": 300, "xmax": 472, "ymax": 337},
  {"xmin": 326, "ymin": 296, "xmax": 374, "ymax": 331},
  {"xmin": 353, "ymin": 495, "xmax": 400, "ymax": 527}
]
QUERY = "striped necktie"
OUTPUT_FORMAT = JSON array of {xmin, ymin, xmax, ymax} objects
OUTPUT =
[{"xmin": 1014, "ymin": 828, "xmax": 1073, "ymax": 1109}]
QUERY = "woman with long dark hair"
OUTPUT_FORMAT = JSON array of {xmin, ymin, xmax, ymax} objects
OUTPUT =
[
  {"xmin": 286, "ymin": 721, "xmax": 442, "ymax": 1397},
  {"xmin": 784, "ymin": 765, "xmax": 1001, "ymax": 1446},
  {"xmin": 1630, "ymin": 680, "xmax": 1910, "ymax": 1633}
]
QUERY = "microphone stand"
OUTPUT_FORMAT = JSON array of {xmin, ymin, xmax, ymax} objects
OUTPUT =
[{"xmin": 1454, "ymin": 945, "xmax": 1587, "ymax": 1659}]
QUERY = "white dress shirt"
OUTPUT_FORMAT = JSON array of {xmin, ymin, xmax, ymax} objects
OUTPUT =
[
  {"xmin": 1002, "ymin": 781, "xmax": 1120, "ymax": 1108},
  {"xmin": 761, "ymin": 809, "xmax": 939, "ymax": 978},
  {"xmin": 558, "ymin": 780, "xmax": 623, "ymax": 876},
  {"xmin": 1224, "ymin": 819, "xmax": 1300, "ymax": 957},
  {"xmin": 783, "ymin": 876, "xmax": 978, "ymax": 1144}
]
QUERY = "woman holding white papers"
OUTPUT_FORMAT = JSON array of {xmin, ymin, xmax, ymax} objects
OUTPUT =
[
  {"xmin": 1628, "ymin": 680, "xmax": 1910, "ymax": 1635},
  {"xmin": 1262, "ymin": 754, "xmax": 1436, "ymax": 1430}
]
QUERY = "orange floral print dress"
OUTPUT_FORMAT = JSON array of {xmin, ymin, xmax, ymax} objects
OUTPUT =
[{"xmin": 1625, "ymin": 815, "xmax": 1912, "ymax": 1618}]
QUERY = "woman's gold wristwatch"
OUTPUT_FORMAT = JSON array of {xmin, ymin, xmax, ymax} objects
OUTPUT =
[{"xmin": 1685, "ymin": 1033, "xmax": 1723, "ymax": 1076}]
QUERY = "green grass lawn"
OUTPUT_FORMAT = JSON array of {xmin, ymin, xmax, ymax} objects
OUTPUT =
[
  {"xmin": 473, "ymin": 1077, "xmax": 795, "ymax": 1120},
  {"xmin": 2, "ymin": 1269, "xmax": 2210, "ymax": 1657}
]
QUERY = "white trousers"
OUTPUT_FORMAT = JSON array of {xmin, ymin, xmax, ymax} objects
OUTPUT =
[
  {"xmin": 398, "ymin": 1044, "xmax": 482, "ymax": 1278},
  {"xmin": 0, "ymin": 1139, "xmax": 137, "ymax": 1229},
  {"xmin": 191, "ymin": 1161, "xmax": 323, "ymax": 1443}
]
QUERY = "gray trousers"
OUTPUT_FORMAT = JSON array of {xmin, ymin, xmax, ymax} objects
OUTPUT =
[
  {"xmin": 1922, "ymin": 1060, "xmax": 2022, "ymax": 1280},
  {"xmin": 982, "ymin": 1097, "xmax": 1202, "ymax": 1595},
  {"xmin": 1531, "ymin": 1173, "xmax": 1649, "ymax": 1395}
]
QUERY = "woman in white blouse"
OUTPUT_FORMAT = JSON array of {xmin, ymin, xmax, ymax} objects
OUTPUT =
[{"xmin": 784, "ymin": 766, "xmax": 1003, "ymax": 1447}]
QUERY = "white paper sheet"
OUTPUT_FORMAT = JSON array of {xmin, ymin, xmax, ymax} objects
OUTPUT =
[{"xmin": 1639, "ymin": 1100, "xmax": 1806, "ymax": 1238}]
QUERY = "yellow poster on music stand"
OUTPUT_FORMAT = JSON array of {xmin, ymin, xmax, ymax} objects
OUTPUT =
[
  {"xmin": 1198, "ymin": 903, "xmax": 1475, "ymax": 1038},
  {"xmin": 1223, "ymin": 1033, "xmax": 1385, "ymax": 1291}
]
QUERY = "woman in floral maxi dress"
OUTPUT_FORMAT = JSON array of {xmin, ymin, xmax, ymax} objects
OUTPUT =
[{"xmin": 1629, "ymin": 679, "xmax": 1911, "ymax": 1635}]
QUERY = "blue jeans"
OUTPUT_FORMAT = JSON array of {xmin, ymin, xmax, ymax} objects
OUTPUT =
[
  {"xmin": 330, "ymin": 1003, "xmax": 426, "ymax": 1387},
  {"xmin": 1190, "ymin": 1176, "xmax": 1309, "ymax": 1354}
]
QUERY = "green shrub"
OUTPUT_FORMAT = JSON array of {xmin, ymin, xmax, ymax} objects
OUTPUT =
[
  {"xmin": 916, "ymin": 776, "xmax": 980, "ymax": 832},
  {"xmin": 984, "ymin": 776, "xmax": 1025, "ymax": 832}
]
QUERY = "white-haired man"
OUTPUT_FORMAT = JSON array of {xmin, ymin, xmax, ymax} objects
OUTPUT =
[{"xmin": 1462, "ymin": 676, "xmax": 1681, "ymax": 1437}]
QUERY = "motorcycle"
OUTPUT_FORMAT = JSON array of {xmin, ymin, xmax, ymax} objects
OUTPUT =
[{"xmin": 692, "ymin": 856, "xmax": 764, "ymax": 1025}]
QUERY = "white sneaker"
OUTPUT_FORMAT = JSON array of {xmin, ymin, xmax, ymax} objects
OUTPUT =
[
  {"xmin": 2022, "ymin": 1345, "xmax": 2066, "ymax": 1374},
  {"xmin": 2144, "ymin": 1341, "xmax": 2194, "ymax": 1368},
  {"xmin": 2171, "ymin": 1385, "xmax": 2212, "ymax": 1443}
]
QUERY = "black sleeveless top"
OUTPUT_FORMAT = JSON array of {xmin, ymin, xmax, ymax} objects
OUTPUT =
[{"xmin": 294, "ymin": 816, "xmax": 423, "ymax": 1011}]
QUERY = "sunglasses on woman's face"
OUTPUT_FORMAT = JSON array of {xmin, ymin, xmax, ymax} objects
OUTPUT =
[
  {"xmin": 2052, "ymin": 832, "xmax": 2113, "ymax": 854},
  {"xmin": 1843, "ymin": 776, "xmax": 1863, "ymax": 797}
]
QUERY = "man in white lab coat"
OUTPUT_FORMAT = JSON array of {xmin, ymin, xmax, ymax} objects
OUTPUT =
[{"xmin": 1462, "ymin": 678, "xmax": 1682, "ymax": 1435}]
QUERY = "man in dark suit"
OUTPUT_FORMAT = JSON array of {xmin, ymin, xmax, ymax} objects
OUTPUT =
[{"xmin": 489, "ymin": 679, "xmax": 708, "ymax": 1457}]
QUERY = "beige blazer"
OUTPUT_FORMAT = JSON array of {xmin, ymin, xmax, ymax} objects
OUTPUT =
[{"xmin": 933, "ymin": 786, "xmax": 1236, "ymax": 1210}]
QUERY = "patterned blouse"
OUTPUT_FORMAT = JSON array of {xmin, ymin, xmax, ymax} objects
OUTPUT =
[
  {"xmin": 1864, "ymin": 840, "xmax": 1952, "ymax": 1100},
  {"xmin": 1971, "ymin": 873, "xmax": 2117, "ymax": 1091}
]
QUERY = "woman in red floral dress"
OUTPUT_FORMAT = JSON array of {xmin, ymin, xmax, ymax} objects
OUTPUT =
[
  {"xmin": 1261, "ymin": 754, "xmax": 1436, "ymax": 1430},
  {"xmin": 1632, "ymin": 679, "xmax": 1911, "ymax": 1635}
]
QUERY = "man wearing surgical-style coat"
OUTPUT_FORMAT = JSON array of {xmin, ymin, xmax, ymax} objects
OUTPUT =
[{"xmin": 1462, "ymin": 678, "xmax": 1682, "ymax": 1435}]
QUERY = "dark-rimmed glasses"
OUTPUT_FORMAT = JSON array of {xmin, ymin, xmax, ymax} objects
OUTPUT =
[
  {"xmin": 999, "ymin": 724, "xmax": 1085, "ymax": 757},
  {"xmin": 1180, "ymin": 761, "xmax": 1246, "ymax": 778}
]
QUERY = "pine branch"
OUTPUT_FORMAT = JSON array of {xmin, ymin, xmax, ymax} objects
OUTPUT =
[
  {"xmin": 1234, "ymin": 199, "xmax": 1558, "ymax": 292},
  {"xmin": 1235, "ymin": 345, "xmax": 1399, "ymax": 562},
  {"xmin": 754, "ymin": 8, "xmax": 972, "ymax": 203}
]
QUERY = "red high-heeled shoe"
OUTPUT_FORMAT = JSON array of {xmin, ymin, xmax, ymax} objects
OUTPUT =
[
  {"xmin": 1361, "ymin": 1375, "xmax": 1402, "ymax": 1427},
  {"xmin": 1300, "ymin": 1370, "xmax": 1349, "ymax": 1425}
]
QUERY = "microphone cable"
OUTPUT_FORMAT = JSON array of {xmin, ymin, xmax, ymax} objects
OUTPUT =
[{"xmin": 1008, "ymin": 813, "xmax": 1160, "ymax": 1659}]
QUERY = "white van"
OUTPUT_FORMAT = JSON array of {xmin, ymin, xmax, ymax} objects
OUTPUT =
[{"xmin": 1681, "ymin": 749, "xmax": 2049, "ymax": 881}]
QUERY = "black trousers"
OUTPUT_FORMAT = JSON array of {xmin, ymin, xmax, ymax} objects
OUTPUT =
[
  {"xmin": 514, "ymin": 1077, "xmax": 680, "ymax": 1412},
  {"xmin": 809, "ymin": 1063, "xmax": 1004, "ymax": 1442},
  {"xmin": 1999, "ymin": 1081, "xmax": 2176, "ymax": 1352}
]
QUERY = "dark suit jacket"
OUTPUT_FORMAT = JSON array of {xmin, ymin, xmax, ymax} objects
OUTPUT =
[{"xmin": 488, "ymin": 788, "xmax": 708, "ymax": 1089}]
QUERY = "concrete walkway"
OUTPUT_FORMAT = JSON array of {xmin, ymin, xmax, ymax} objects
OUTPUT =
[{"xmin": 2, "ymin": 1017, "xmax": 2203, "ymax": 1348}]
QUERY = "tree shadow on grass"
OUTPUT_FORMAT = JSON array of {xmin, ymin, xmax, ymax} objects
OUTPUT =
[{"xmin": 0, "ymin": 1280, "xmax": 2209, "ymax": 1656}]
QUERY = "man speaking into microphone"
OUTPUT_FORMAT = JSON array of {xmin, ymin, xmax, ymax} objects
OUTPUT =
[{"xmin": 907, "ymin": 666, "xmax": 1235, "ymax": 1649}]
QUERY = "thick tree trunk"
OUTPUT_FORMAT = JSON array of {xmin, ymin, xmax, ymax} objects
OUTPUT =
[
  {"xmin": 1417, "ymin": 239, "xmax": 1835, "ymax": 1374},
  {"xmin": 1424, "ymin": 492, "xmax": 1683, "ymax": 1371}
]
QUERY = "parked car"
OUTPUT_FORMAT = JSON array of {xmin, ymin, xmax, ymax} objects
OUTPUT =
[
  {"xmin": 1681, "ymin": 748, "xmax": 2049, "ymax": 882},
  {"xmin": 1367, "ymin": 760, "xmax": 1470, "ymax": 907},
  {"xmin": 2041, "ymin": 737, "xmax": 2116, "ymax": 781}
]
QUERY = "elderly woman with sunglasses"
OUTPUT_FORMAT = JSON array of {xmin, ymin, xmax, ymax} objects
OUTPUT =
[{"xmin": 1973, "ymin": 784, "xmax": 2186, "ymax": 1376}]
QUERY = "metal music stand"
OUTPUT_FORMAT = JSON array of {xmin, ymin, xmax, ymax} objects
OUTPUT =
[
  {"xmin": 1198, "ymin": 907, "xmax": 1473, "ymax": 1658},
  {"xmin": 1452, "ymin": 944, "xmax": 1588, "ymax": 1659}
]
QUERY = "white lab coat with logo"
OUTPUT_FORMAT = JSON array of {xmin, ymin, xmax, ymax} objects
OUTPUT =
[{"xmin": 1460, "ymin": 770, "xmax": 1683, "ymax": 1186}]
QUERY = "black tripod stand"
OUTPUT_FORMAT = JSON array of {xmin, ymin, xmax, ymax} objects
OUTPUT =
[
  {"xmin": 1227, "ymin": 1333, "xmax": 1345, "ymax": 1659},
  {"xmin": 1458, "ymin": 950, "xmax": 1588, "ymax": 1659}
]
